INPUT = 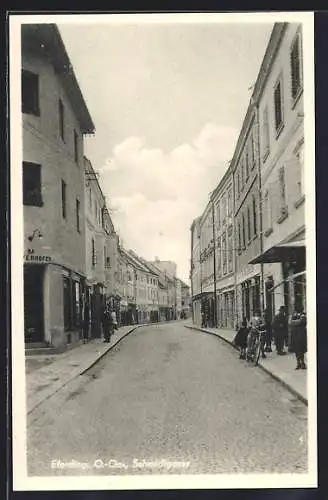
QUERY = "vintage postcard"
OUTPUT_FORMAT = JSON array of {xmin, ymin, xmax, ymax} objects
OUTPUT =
[{"xmin": 9, "ymin": 11, "xmax": 316, "ymax": 491}]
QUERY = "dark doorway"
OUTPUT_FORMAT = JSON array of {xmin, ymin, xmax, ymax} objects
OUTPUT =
[{"xmin": 24, "ymin": 264, "xmax": 44, "ymax": 343}]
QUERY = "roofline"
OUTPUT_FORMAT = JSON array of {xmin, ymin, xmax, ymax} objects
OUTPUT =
[
  {"xmin": 21, "ymin": 23, "xmax": 95, "ymax": 134},
  {"xmin": 210, "ymin": 165, "xmax": 233, "ymax": 201},
  {"xmin": 230, "ymin": 22, "xmax": 288, "ymax": 171}
]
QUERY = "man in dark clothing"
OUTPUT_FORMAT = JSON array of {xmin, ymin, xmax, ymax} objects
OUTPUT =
[
  {"xmin": 263, "ymin": 308, "xmax": 273, "ymax": 352},
  {"xmin": 290, "ymin": 311, "xmax": 307, "ymax": 369},
  {"xmin": 272, "ymin": 306, "xmax": 288, "ymax": 355},
  {"xmin": 102, "ymin": 304, "xmax": 114, "ymax": 342}
]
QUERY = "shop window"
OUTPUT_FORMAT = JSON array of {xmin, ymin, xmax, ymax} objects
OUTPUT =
[
  {"xmin": 22, "ymin": 69, "xmax": 40, "ymax": 116},
  {"xmin": 23, "ymin": 162, "xmax": 43, "ymax": 206},
  {"xmin": 290, "ymin": 31, "xmax": 303, "ymax": 102}
]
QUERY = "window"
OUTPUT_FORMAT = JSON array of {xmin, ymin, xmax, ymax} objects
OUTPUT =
[
  {"xmin": 242, "ymin": 213, "xmax": 246, "ymax": 249},
  {"xmin": 241, "ymin": 161, "xmax": 245, "ymax": 188},
  {"xmin": 76, "ymin": 198, "xmax": 80, "ymax": 232},
  {"xmin": 61, "ymin": 180, "xmax": 67, "ymax": 219},
  {"xmin": 216, "ymin": 239, "xmax": 221, "ymax": 277},
  {"xmin": 237, "ymin": 172, "xmax": 240, "ymax": 197},
  {"xmin": 74, "ymin": 130, "xmax": 79, "ymax": 163},
  {"xmin": 89, "ymin": 188, "xmax": 92, "ymax": 209},
  {"xmin": 251, "ymin": 133, "xmax": 255, "ymax": 168},
  {"xmin": 262, "ymin": 106, "xmax": 270, "ymax": 158},
  {"xmin": 291, "ymin": 32, "xmax": 302, "ymax": 101},
  {"xmin": 252, "ymin": 196, "xmax": 257, "ymax": 236},
  {"xmin": 295, "ymin": 141, "xmax": 305, "ymax": 199},
  {"xmin": 278, "ymin": 166, "xmax": 287, "ymax": 212},
  {"xmin": 264, "ymin": 190, "xmax": 272, "ymax": 234},
  {"xmin": 22, "ymin": 70, "xmax": 40, "ymax": 116},
  {"xmin": 247, "ymin": 206, "xmax": 251, "ymax": 242},
  {"xmin": 228, "ymin": 229, "xmax": 233, "ymax": 273},
  {"xmin": 91, "ymin": 238, "xmax": 96, "ymax": 268},
  {"xmin": 221, "ymin": 196, "xmax": 226, "ymax": 223},
  {"xmin": 215, "ymin": 201, "xmax": 220, "ymax": 229},
  {"xmin": 227, "ymin": 189, "xmax": 232, "ymax": 216},
  {"xmin": 237, "ymin": 223, "xmax": 241, "ymax": 254},
  {"xmin": 23, "ymin": 162, "xmax": 42, "ymax": 206},
  {"xmin": 245, "ymin": 151, "xmax": 249, "ymax": 180},
  {"xmin": 222, "ymin": 233, "xmax": 227, "ymax": 275},
  {"xmin": 274, "ymin": 77, "xmax": 284, "ymax": 133},
  {"xmin": 59, "ymin": 99, "xmax": 65, "ymax": 141}
]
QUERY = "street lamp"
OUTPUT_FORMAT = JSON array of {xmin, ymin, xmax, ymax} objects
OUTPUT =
[{"xmin": 28, "ymin": 229, "xmax": 43, "ymax": 242}]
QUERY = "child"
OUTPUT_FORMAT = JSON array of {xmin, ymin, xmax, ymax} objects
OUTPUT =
[{"xmin": 234, "ymin": 318, "xmax": 249, "ymax": 360}]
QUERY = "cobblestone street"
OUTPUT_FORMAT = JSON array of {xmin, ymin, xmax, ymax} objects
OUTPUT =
[{"xmin": 27, "ymin": 322, "xmax": 308, "ymax": 476}]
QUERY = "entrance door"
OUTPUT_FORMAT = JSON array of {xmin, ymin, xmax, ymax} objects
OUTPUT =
[{"xmin": 24, "ymin": 265, "xmax": 44, "ymax": 343}]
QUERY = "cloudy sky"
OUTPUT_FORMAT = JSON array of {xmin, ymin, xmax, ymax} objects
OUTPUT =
[{"xmin": 59, "ymin": 18, "xmax": 273, "ymax": 283}]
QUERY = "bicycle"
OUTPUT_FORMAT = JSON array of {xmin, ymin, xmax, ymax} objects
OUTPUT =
[{"xmin": 246, "ymin": 326, "xmax": 262, "ymax": 366}]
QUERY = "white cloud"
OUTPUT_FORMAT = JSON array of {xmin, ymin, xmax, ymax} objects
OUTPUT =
[{"xmin": 98, "ymin": 122, "xmax": 238, "ymax": 282}]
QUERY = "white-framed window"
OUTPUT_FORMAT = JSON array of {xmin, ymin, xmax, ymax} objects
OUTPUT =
[
  {"xmin": 274, "ymin": 75, "xmax": 284, "ymax": 134},
  {"xmin": 290, "ymin": 29, "xmax": 303, "ymax": 102},
  {"xmin": 294, "ymin": 140, "xmax": 305, "ymax": 199}
]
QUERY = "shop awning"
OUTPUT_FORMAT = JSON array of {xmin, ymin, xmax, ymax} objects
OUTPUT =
[{"xmin": 249, "ymin": 240, "xmax": 306, "ymax": 265}]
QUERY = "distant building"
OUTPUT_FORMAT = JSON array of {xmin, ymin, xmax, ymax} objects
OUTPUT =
[
  {"xmin": 190, "ymin": 217, "xmax": 202, "ymax": 325},
  {"xmin": 22, "ymin": 24, "xmax": 95, "ymax": 348}
]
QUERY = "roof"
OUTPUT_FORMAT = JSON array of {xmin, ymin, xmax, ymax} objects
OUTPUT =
[{"xmin": 21, "ymin": 23, "xmax": 95, "ymax": 134}]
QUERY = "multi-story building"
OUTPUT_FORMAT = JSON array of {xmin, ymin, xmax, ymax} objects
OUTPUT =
[
  {"xmin": 211, "ymin": 167, "xmax": 235, "ymax": 328},
  {"xmin": 22, "ymin": 24, "xmax": 95, "ymax": 349},
  {"xmin": 199, "ymin": 202, "xmax": 216, "ymax": 326},
  {"xmin": 83, "ymin": 156, "xmax": 120, "ymax": 337},
  {"xmin": 231, "ymin": 89, "xmax": 262, "ymax": 324},
  {"xmin": 149, "ymin": 259, "xmax": 178, "ymax": 320},
  {"xmin": 190, "ymin": 217, "xmax": 202, "ymax": 325},
  {"xmin": 250, "ymin": 23, "xmax": 305, "ymax": 324},
  {"xmin": 179, "ymin": 279, "xmax": 191, "ymax": 318}
]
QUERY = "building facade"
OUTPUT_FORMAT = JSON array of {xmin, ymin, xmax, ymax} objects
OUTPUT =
[
  {"xmin": 22, "ymin": 24, "xmax": 95, "ymax": 348},
  {"xmin": 250, "ymin": 22, "xmax": 305, "ymax": 324},
  {"xmin": 190, "ymin": 22, "xmax": 306, "ymax": 331},
  {"xmin": 211, "ymin": 168, "xmax": 235, "ymax": 328}
]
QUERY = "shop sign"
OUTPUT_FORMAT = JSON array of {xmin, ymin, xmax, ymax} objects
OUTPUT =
[{"xmin": 24, "ymin": 248, "xmax": 52, "ymax": 263}]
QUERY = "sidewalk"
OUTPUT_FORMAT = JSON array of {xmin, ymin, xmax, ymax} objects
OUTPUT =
[
  {"xmin": 185, "ymin": 323, "xmax": 307, "ymax": 404},
  {"xmin": 26, "ymin": 324, "xmax": 145, "ymax": 415}
]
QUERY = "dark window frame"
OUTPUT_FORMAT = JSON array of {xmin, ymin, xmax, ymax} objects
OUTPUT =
[
  {"xmin": 253, "ymin": 196, "xmax": 257, "ymax": 236},
  {"xmin": 274, "ymin": 76, "xmax": 284, "ymax": 134},
  {"xmin": 23, "ymin": 161, "xmax": 43, "ymax": 207},
  {"xmin": 59, "ymin": 98, "xmax": 65, "ymax": 142},
  {"xmin": 61, "ymin": 179, "xmax": 67, "ymax": 219},
  {"xmin": 76, "ymin": 198, "xmax": 81, "ymax": 233},
  {"xmin": 22, "ymin": 69, "xmax": 40, "ymax": 116},
  {"xmin": 290, "ymin": 31, "xmax": 303, "ymax": 102}
]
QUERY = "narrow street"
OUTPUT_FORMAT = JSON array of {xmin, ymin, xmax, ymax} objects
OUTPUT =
[{"xmin": 27, "ymin": 323, "xmax": 307, "ymax": 475}]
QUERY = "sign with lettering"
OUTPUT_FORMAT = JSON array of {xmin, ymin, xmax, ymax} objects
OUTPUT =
[{"xmin": 24, "ymin": 254, "xmax": 52, "ymax": 263}]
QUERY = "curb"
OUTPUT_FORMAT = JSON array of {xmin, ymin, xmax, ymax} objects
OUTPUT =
[
  {"xmin": 27, "ymin": 325, "xmax": 144, "ymax": 417},
  {"xmin": 185, "ymin": 325, "xmax": 308, "ymax": 406}
]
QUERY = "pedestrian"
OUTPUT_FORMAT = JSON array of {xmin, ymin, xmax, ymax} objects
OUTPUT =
[
  {"xmin": 234, "ymin": 318, "xmax": 249, "ymax": 360},
  {"xmin": 272, "ymin": 306, "xmax": 288, "ymax": 355},
  {"xmin": 201, "ymin": 311, "xmax": 207, "ymax": 328},
  {"xmin": 111, "ymin": 309, "xmax": 118, "ymax": 330},
  {"xmin": 248, "ymin": 310, "xmax": 267, "ymax": 360},
  {"xmin": 102, "ymin": 303, "xmax": 114, "ymax": 343},
  {"xmin": 290, "ymin": 310, "xmax": 307, "ymax": 370},
  {"xmin": 82, "ymin": 297, "xmax": 90, "ymax": 343}
]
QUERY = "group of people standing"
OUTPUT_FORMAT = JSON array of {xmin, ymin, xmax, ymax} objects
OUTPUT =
[
  {"xmin": 82, "ymin": 297, "xmax": 118, "ymax": 344},
  {"xmin": 234, "ymin": 306, "xmax": 307, "ymax": 370}
]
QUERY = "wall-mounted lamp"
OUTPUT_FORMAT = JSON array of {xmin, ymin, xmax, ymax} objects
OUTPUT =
[{"xmin": 28, "ymin": 229, "xmax": 43, "ymax": 242}]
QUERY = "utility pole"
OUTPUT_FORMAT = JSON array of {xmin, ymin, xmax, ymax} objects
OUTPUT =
[{"xmin": 255, "ymin": 104, "xmax": 265, "ymax": 315}]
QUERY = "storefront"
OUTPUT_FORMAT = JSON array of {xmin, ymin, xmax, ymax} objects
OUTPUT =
[
  {"xmin": 217, "ymin": 289, "xmax": 235, "ymax": 328},
  {"xmin": 24, "ymin": 252, "xmax": 86, "ymax": 348},
  {"xmin": 249, "ymin": 239, "xmax": 306, "ymax": 318}
]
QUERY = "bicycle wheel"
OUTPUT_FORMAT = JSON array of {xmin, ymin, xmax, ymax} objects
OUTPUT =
[{"xmin": 254, "ymin": 338, "xmax": 261, "ymax": 366}]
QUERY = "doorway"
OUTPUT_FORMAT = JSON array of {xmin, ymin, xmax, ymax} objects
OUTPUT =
[{"xmin": 24, "ymin": 264, "xmax": 45, "ymax": 343}]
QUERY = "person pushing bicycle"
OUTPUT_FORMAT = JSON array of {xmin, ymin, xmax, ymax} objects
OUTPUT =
[{"xmin": 247, "ymin": 310, "xmax": 267, "ymax": 363}]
